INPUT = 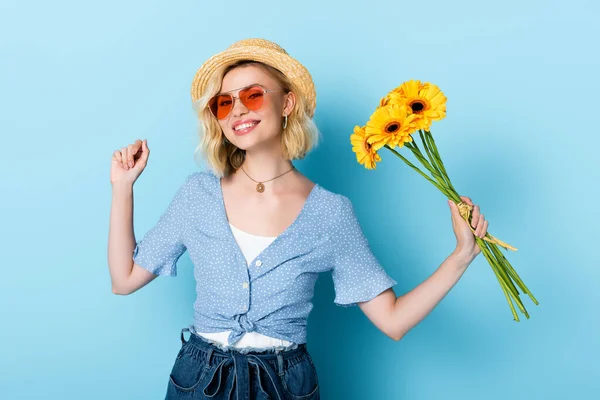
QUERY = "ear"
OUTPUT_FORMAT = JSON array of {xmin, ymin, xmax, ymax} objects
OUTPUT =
[{"xmin": 283, "ymin": 91, "xmax": 296, "ymax": 116}]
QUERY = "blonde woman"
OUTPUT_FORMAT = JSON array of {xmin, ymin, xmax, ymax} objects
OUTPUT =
[{"xmin": 108, "ymin": 39, "xmax": 489, "ymax": 400}]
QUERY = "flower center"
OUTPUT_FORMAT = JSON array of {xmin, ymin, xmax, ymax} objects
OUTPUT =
[
  {"xmin": 409, "ymin": 100, "xmax": 425, "ymax": 113},
  {"xmin": 385, "ymin": 122, "xmax": 400, "ymax": 133}
]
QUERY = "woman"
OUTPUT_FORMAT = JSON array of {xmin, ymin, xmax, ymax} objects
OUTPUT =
[{"xmin": 107, "ymin": 38, "xmax": 489, "ymax": 400}]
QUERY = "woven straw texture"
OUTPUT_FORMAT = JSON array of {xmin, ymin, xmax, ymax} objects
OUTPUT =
[{"xmin": 190, "ymin": 38, "xmax": 316, "ymax": 117}]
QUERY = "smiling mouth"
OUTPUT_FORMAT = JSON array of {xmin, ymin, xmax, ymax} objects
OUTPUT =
[{"xmin": 233, "ymin": 121, "xmax": 260, "ymax": 131}]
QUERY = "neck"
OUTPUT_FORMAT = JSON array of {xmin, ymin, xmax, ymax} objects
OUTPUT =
[{"xmin": 240, "ymin": 151, "xmax": 294, "ymax": 184}]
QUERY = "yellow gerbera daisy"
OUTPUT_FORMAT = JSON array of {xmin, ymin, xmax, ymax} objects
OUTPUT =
[
  {"xmin": 385, "ymin": 80, "xmax": 447, "ymax": 130},
  {"xmin": 350, "ymin": 125, "xmax": 381, "ymax": 169},
  {"xmin": 379, "ymin": 91, "xmax": 402, "ymax": 107},
  {"xmin": 365, "ymin": 104, "xmax": 417, "ymax": 150}
]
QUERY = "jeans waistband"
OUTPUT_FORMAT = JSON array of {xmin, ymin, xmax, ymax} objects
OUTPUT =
[{"xmin": 179, "ymin": 326, "xmax": 309, "ymax": 399}]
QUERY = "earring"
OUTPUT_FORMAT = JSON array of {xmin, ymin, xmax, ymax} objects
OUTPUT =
[{"xmin": 283, "ymin": 115, "xmax": 288, "ymax": 130}]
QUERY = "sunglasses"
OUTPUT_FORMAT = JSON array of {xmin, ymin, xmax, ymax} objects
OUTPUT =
[{"xmin": 208, "ymin": 84, "xmax": 284, "ymax": 120}]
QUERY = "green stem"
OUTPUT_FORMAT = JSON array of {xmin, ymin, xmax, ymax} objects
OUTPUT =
[
  {"xmin": 423, "ymin": 130, "xmax": 457, "ymax": 194},
  {"xmin": 480, "ymin": 239, "xmax": 530, "ymax": 319},
  {"xmin": 405, "ymin": 140, "xmax": 436, "ymax": 176},
  {"xmin": 384, "ymin": 145, "xmax": 449, "ymax": 195},
  {"xmin": 405, "ymin": 142, "xmax": 456, "ymax": 201},
  {"xmin": 488, "ymin": 242, "xmax": 539, "ymax": 306},
  {"xmin": 419, "ymin": 130, "xmax": 453, "ymax": 191},
  {"xmin": 443, "ymin": 183, "xmax": 463, "ymax": 205},
  {"xmin": 408, "ymin": 139, "xmax": 465, "ymax": 212},
  {"xmin": 409, "ymin": 139, "xmax": 461, "ymax": 205},
  {"xmin": 381, "ymin": 130, "xmax": 536, "ymax": 321},
  {"xmin": 479, "ymin": 244, "xmax": 520, "ymax": 322},
  {"xmin": 487, "ymin": 243, "xmax": 526, "ymax": 294},
  {"xmin": 406, "ymin": 140, "xmax": 445, "ymax": 187},
  {"xmin": 479, "ymin": 240, "xmax": 521, "ymax": 300}
]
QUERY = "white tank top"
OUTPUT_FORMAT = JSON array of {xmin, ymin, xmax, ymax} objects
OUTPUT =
[{"xmin": 195, "ymin": 223, "xmax": 296, "ymax": 350}]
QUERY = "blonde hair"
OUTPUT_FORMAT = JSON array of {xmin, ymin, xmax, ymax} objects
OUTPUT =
[{"xmin": 192, "ymin": 60, "xmax": 320, "ymax": 177}]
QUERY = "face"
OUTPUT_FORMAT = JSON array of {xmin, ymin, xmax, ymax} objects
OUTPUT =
[{"xmin": 215, "ymin": 65, "xmax": 295, "ymax": 151}]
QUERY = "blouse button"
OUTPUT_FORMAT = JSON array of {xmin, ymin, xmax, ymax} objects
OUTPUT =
[
  {"xmin": 242, "ymin": 282, "xmax": 249, "ymax": 289},
  {"xmin": 255, "ymin": 260, "xmax": 262, "ymax": 267}
]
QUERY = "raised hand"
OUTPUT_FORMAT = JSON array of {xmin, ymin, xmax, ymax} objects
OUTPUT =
[{"xmin": 110, "ymin": 139, "xmax": 150, "ymax": 186}]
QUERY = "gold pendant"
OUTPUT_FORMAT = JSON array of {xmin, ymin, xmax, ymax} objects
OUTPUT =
[{"xmin": 256, "ymin": 182, "xmax": 265, "ymax": 193}]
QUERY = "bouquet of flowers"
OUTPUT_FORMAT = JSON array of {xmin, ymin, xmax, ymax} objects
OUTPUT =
[{"xmin": 350, "ymin": 80, "xmax": 538, "ymax": 321}]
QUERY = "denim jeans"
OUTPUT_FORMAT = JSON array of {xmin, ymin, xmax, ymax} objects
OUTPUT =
[{"xmin": 165, "ymin": 327, "xmax": 320, "ymax": 399}]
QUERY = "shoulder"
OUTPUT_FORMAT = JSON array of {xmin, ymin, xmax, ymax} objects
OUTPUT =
[
  {"xmin": 186, "ymin": 169, "xmax": 217, "ymax": 183},
  {"xmin": 183, "ymin": 169, "xmax": 218, "ymax": 191},
  {"xmin": 312, "ymin": 183, "xmax": 354, "ymax": 221},
  {"xmin": 167, "ymin": 170, "xmax": 220, "ymax": 206},
  {"xmin": 313, "ymin": 187, "xmax": 362, "ymax": 249}
]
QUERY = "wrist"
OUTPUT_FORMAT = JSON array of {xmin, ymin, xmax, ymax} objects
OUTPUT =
[
  {"xmin": 451, "ymin": 248, "xmax": 475, "ymax": 269},
  {"xmin": 112, "ymin": 181, "xmax": 134, "ymax": 194}
]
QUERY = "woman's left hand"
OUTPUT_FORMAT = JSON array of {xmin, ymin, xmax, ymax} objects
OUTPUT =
[{"xmin": 448, "ymin": 196, "xmax": 489, "ymax": 262}]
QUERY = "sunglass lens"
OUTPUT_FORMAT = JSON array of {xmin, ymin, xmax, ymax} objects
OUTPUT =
[
  {"xmin": 209, "ymin": 94, "xmax": 233, "ymax": 119},
  {"xmin": 240, "ymin": 85, "xmax": 265, "ymax": 110}
]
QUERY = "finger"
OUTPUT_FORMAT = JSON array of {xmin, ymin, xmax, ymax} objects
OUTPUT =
[
  {"xmin": 448, "ymin": 201, "xmax": 460, "ymax": 226},
  {"xmin": 449, "ymin": 201, "xmax": 467, "ymax": 227},
  {"xmin": 471, "ymin": 205, "xmax": 480, "ymax": 228},
  {"xmin": 140, "ymin": 139, "xmax": 150, "ymax": 162},
  {"xmin": 127, "ymin": 144, "xmax": 135, "ymax": 168},
  {"xmin": 448, "ymin": 200, "xmax": 460, "ymax": 219},
  {"xmin": 131, "ymin": 139, "xmax": 143, "ymax": 159},
  {"xmin": 475, "ymin": 214, "xmax": 485, "ymax": 237},
  {"xmin": 481, "ymin": 220, "xmax": 489, "ymax": 237},
  {"xmin": 460, "ymin": 196, "xmax": 473, "ymax": 206},
  {"xmin": 112, "ymin": 150, "xmax": 122, "ymax": 164},
  {"xmin": 475, "ymin": 214, "xmax": 484, "ymax": 237},
  {"xmin": 121, "ymin": 147, "xmax": 129, "ymax": 170}
]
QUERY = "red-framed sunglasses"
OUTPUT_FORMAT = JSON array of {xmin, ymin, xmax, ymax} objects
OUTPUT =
[{"xmin": 208, "ymin": 84, "xmax": 284, "ymax": 120}]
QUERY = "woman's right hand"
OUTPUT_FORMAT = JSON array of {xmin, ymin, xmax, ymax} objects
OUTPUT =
[{"xmin": 110, "ymin": 139, "xmax": 150, "ymax": 186}]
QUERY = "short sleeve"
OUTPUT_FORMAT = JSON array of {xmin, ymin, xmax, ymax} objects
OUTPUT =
[
  {"xmin": 132, "ymin": 175, "xmax": 191, "ymax": 277},
  {"xmin": 330, "ymin": 195, "xmax": 397, "ymax": 307}
]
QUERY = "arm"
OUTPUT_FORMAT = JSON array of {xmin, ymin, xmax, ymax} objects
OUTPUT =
[
  {"xmin": 108, "ymin": 182, "xmax": 158, "ymax": 295},
  {"xmin": 358, "ymin": 251, "xmax": 473, "ymax": 341},
  {"xmin": 107, "ymin": 139, "xmax": 157, "ymax": 295},
  {"xmin": 359, "ymin": 195, "xmax": 488, "ymax": 341}
]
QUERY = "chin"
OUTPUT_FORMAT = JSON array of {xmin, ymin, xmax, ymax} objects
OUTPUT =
[
  {"xmin": 233, "ymin": 139, "xmax": 265, "ymax": 152},
  {"xmin": 231, "ymin": 129, "xmax": 279, "ymax": 150}
]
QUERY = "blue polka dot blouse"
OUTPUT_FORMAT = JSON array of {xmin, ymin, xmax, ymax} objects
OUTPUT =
[{"xmin": 133, "ymin": 170, "xmax": 397, "ymax": 345}]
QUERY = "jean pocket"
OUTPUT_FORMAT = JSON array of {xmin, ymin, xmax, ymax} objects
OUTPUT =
[
  {"xmin": 168, "ymin": 343, "xmax": 210, "ymax": 393},
  {"xmin": 279, "ymin": 354, "xmax": 319, "ymax": 399}
]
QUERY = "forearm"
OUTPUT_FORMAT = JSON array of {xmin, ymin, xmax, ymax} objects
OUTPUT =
[
  {"xmin": 108, "ymin": 182, "xmax": 136, "ymax": 291},
  {"xmin": 392, "ymin": 251, "xmax": 473, "ymax": 339}
]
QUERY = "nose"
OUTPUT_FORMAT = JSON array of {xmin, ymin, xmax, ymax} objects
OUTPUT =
[{"xmin": 231, "ymin": 95, "xmax": 249, "ymax": 117}]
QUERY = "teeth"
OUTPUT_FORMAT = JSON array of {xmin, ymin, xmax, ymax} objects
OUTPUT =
[{"xmin": 234, "ymin": 122, "xmax": 258, "ymax": 131}]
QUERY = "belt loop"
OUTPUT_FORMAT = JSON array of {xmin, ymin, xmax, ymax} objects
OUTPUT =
[
  {"xmin": 205, "ymin": 346, "xmax": 214, "ymax": 367},
  {"xmin": 276, "ymin": 352, "xmax": 285, "ymax": 377},
  {"xmin": 180, "ymin": 327, "xmax": 190, "ymax": 345}
]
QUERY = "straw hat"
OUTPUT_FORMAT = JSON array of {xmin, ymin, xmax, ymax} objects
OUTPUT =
[{"xmin": 190, "ymin": 38, "xmax": 316, "ymax": 118}]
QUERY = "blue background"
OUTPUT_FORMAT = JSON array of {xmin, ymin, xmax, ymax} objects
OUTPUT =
[{"xmin": 1, "ymin": 0, "xmax": 598, "ymax": 399}]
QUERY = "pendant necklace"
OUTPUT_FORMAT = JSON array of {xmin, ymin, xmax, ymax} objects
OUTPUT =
[{"xmin": 241, "ymin": 165, "xmax": 295, "ymax": 193}]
